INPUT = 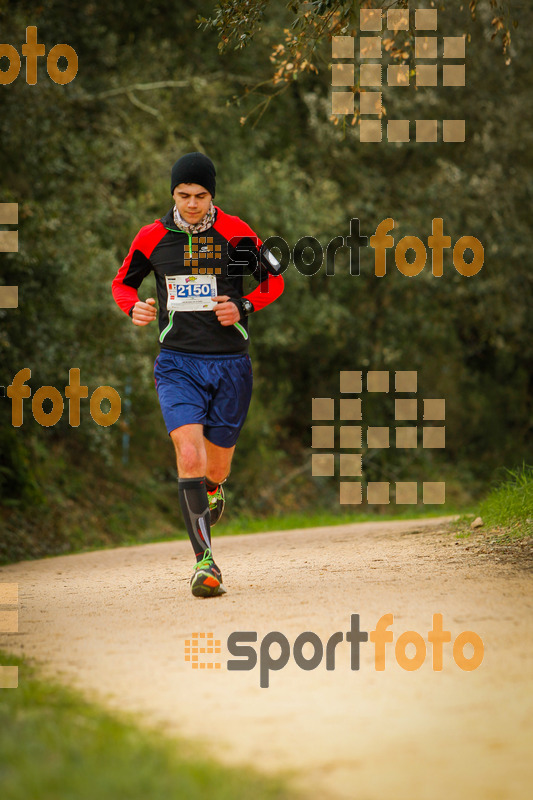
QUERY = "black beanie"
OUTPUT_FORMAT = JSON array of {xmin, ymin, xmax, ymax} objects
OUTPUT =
[{"xmin": 170, "ymin": 152, "xmax": 216, "ymax": 197}]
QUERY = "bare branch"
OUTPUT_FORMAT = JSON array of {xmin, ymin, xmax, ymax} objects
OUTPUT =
[{"xmin": 126, "ymin": 91, "xmax": 160, "ymax": 117}]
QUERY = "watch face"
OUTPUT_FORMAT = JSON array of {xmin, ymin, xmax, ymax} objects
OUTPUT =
[{"xmin": 242, "ymin": 299, "xmax": 253, "ymax": 315}]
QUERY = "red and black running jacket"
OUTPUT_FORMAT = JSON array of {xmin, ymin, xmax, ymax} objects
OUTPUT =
[{"xmin": 112, "ymin": 207, "xmax": 284, "ymax": 355}]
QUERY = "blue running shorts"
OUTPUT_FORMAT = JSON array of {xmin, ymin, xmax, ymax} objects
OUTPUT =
[{"xmin": 153, "ymin": 349, "xmax": 253, "ymax": 448}]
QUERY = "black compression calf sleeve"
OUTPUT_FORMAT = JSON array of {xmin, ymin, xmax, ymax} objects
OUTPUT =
[
  {"xmin": 178, "ymin": 477, "xmax": 211, "ymax": 561},
  {"xmin": 205, "ymin": 478, "xmax": 219, "ymax": 492}
]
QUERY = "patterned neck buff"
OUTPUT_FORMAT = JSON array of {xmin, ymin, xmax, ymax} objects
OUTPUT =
[{"xmin": 173, "ymin": 201, "xmax": 216, "ymax": 235}]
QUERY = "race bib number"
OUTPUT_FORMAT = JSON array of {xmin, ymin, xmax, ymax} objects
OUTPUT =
[{"xmin": 166, "ymin": 274, "xmax": 217, "ymax": 312}]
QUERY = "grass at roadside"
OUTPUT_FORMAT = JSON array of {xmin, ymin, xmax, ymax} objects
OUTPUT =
[
  {"xmin": 0, "ymin": 651, "xmax": 296, "ymax": 800},
  {"xmin": 59, "ymin": 504, "xmax": 462, "ymax": 555},
  {"xmin": 215, "ymin": 505, "xmax": 460, "ymax": 536},
  {"xmin": 454, "ymin": 465, "xmax": 533, "ymax": 541},
  {"xmin": 477, "ymin": 465, "xmax": 533, "ymax": 540}
]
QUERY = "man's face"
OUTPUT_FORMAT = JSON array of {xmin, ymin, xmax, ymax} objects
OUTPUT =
[{"xmin": 172, "ymin": 183, "xmax": 212, "ymax": 224}]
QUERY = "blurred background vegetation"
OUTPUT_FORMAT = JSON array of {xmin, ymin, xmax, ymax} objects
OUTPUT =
[{"xmin": 0, "ymin": 0, "xmax": 531, "ymax": 562}]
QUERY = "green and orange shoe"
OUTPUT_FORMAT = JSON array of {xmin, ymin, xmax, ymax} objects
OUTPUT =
[
  {"xmin": 207, "ymin": 484, "xmax": 225, "ymax": 527},
  {"xmin": 190, "ymin": 548, "xmax": 226, "ymax": 598}
]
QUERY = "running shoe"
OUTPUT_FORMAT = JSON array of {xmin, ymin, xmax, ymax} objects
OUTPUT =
[
  {"xmin": 190, "ymin": 548, "xmax": 226, "ymax": 598},
  {"xmin": 207, "ymin": 484, "xmax": 225, "ymax": 527}
]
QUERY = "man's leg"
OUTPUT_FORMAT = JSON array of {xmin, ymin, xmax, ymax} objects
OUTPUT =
[
  {"xmin": 171, "ymin": 424, "xmax": 210, "ymax": 561},
  {"xmin": 171, "ymin": 424, "xmax": 226, "ymax": 597},
  {"xmin": 204, "ymin": 437, "xmax": 235, "ymax": 486},
  {"xmin": 204, "ymin": 438, "xmax": 235, "ymax": 525}
]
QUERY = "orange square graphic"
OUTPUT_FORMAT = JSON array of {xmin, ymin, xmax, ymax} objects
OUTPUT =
[
  {"xmin": 443, "ymin": 120, "xmax": 465, "ymax": 142},
  {"xmin": 423, "ymin": 426, "xmax": 446, "ymax": 449},
  {"xmin": 332, "ymin": 64, "xmax": 354, "ymax": 86},
  {"xmin": 0, "ymin": 583, "xmax": 18, "ymax": 604},
  {"xmin": 340, "ymin": 371, "xmax": 362, "ymax": 393},
  {"xmin": 0, "ymin": 610, "xmax": 18, "ymax": 632},
  {"xmin": 443, "ymin": 36, "xmax": 466, "ymax": 59},
  {"xmin": 185, "ymin": 632, "xmax": 222, "ymax": 669},
  {"xmin": 396, "ymin": 482, "xmax": 418, "ymax": 504},
  {"xmin": 416, "ymin": 120, "xmax": 438, "ymax": 143},
  {"xmin": 443, "ymin": 65, "xmax": 465, "ymax": 86},
  {"xmin": 395, "ymin": 371, "xmax": 417, "ymax": 393},
  {"xmin": 387, "ymin": 10, "xmax": 409, "ymax": 31},
  {"xmin": 312, "ymin": 426, "xmax": 334, "ymax": 449},
  {"xmin": 0, "ymin": 286, "xmax": 18, "ymax": 308},
  {"xmin": 332, "ymin": 92, "xmax": 354, "ymax": 116},
  {"xmin": 423, "ymin": 399, "xmax": 445, "ymax": 420},
  {"xmin": 340, "ymin": 482, "xmax": 362, "ymax": 505},
  {"xmin": 0, "ymin": 203, "xmax": 18, "ymax": 224},
  {"xmin": 360, "ymin": 9, "xmax": 382, "ymax": 31},
  {"xmin": 0, "ymin": 231, "xmax": 18, "ymax": 252},
  {"xmin": 339, "ymin": 399, "xmax": 362, "ymax": 420},
  {"xmin": 312, "ymin": 398, "xmax": 334, "ymax": 420},
  {"xmin": 360, "ymin": 119, "xmax": 382, "ymax": 142},
  {"xmin": 423, "ymin": 482, "xmax": 446, "ymax": 504},
  {"xmin": 340, "ymin": 454, "xmax": 362, "ymax": 477},
  {"xmin": 339, "ymin": 426, "xmax": 362, "ymax": 448},
  {"xmin": 332, "ymin": 36, "xmax": 354, "ymax": 59},
  {"xmin": 360, "ymin": 92, "xmax": 382, "ymax": 116},
  {"xmin": 367, "ymin": 482, "xmax": 389, "ymax": 504},
  {"xmin": 388, "ymin": 120, "xmax": 410, "ymax": 143},
  {"xmin": 367, "ymin": 371, "xmax": 389, "ymax": 392},
  {"xmin": 415, "ymin": 9, "xmax": 437, "ymax": 30},
  {"xmin": 0, "ymin": 666, "xmax": 18, "ymax": 689},
  {"xmin": 312, "ymin": 454, "xmax": 335, "ymax": 477}
]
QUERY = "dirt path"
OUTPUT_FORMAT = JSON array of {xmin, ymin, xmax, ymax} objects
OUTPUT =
[{"xmin": 1, "ymin": 517, "xmax": 532, "ymax": 799}]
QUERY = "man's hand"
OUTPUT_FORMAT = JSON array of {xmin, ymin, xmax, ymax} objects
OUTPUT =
[
  {"xmin": 213, "ymin": 295, "xmax": 240, "ymax": 326},
  {"xmin": 132, "ymin": 297, "xmax": 157, "ymax": 326}
]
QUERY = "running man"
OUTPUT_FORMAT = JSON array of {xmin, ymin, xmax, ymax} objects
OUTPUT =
[{"xmin": 112, "ymin": 152, "xmax": 284, "ymax": 597}]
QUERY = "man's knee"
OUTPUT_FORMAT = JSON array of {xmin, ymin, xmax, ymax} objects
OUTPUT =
[
  {"xmin": 171, "ymin": 432, "xmax": 206, "ymax": 476},
  {"xmin": 178, "ymin": 445, "xmax": 205, "ymax": 474},
  {"xmin": 207, "ymin": 466, "xmax": 230, "ymax": 485}
]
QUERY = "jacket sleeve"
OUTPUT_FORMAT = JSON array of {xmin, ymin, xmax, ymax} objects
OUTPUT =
[
  {"xmin": 224, "ymin": 220, "xmax": 285, "ymax": 312},
  {"xmin": 111, "ymin": 227, "xmax": 156, "ymax": 315},
  {"xmin": 244, "ymin": 273, "xmax": 284, "ymax": 311}
]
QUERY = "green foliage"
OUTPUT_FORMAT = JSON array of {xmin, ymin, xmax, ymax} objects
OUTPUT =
[
  {"xmin": 202, "ymin": 0, "xmax": 515, "ymax": 70},
  {"xmin": 478, "ymin": 465, "xmax": 533, "ymax": 538},
  {"xmin": 0, "ymin": 652, "xmax": 296, "ymax": 800}
]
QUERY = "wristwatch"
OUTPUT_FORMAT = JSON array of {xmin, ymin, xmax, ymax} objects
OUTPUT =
[{"xmin": 238, "ymin": 298, "xmax": 254, "ymax": 317}]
